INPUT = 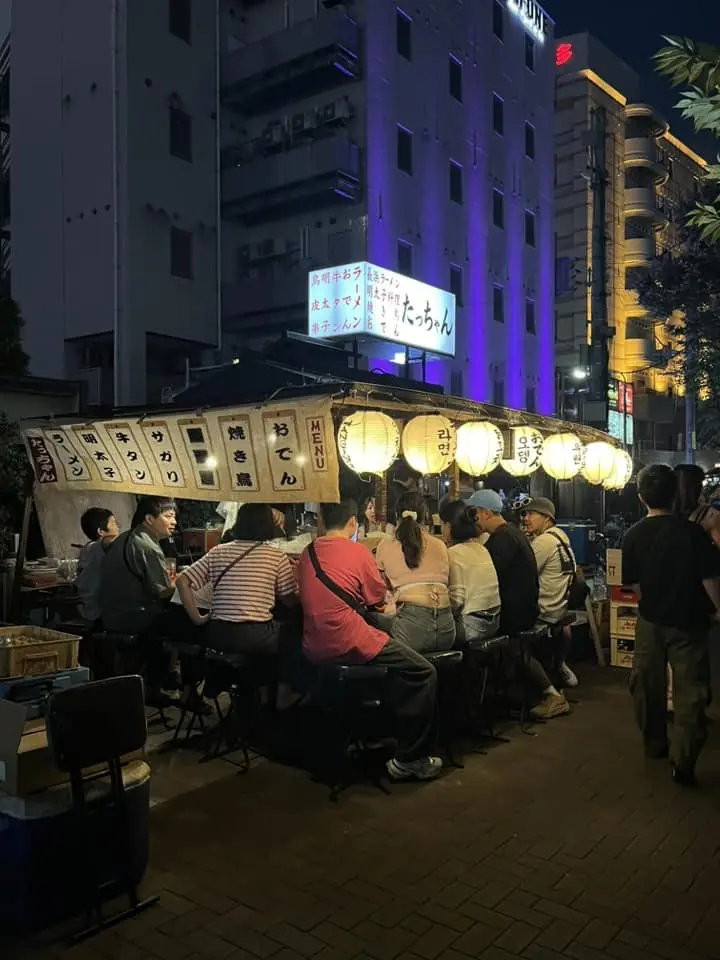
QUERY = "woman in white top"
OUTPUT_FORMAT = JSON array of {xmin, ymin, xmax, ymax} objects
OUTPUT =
[{"xmin": 440, "ymin": 500, "xmax": 501, "ymax": 643}]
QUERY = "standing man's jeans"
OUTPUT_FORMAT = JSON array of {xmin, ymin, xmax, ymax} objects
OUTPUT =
[
  {"xmin": 391, "ymin": 603, "xmax": 456, "ymax": 653},
  {"xmin": 630, "ymin": 615, "xmax": 710, "ymax": 771},
  {"xmin": 370, "ymin": 637, "xmax": 438, "ymax": 762}
]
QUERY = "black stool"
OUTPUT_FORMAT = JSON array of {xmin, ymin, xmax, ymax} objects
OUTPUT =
[
  {"xmin": 200, "ymin": 649, "xmax": 254, "ymax": 771},
  {"xmin": 45, "ymin": 675, "xmax": 157, "ymax": 943},
  {"xmin": 163, "ymin": 640, "xmax": 208, "ymax": 748},
  {"xmin": 314, "ymin": 664, "xmax": 390, "ymax": 802},
  {"xmin": 424, "ymin": 650, "xmax": 465, "ymax": 767},
  {"xmin": 510, "ymin": 625, "xmax": 551, "ymax": 733},
  {"xmin": 462, "ymin": 634, "xmax": 511, "ymax": 742}
]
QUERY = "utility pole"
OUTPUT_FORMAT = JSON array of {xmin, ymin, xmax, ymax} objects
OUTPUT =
[{"xmin": 587, "ymin": 107, "xmax": 612, "ymax": 433}]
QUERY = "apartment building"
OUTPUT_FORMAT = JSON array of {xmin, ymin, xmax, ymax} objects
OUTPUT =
[
  {"xmin": 554, "ymin": 33, "xmax": 706, "ymax": 454},
  {"xmin": 5, "ymin": 0, "xmax": 556, "ymax": 410}
]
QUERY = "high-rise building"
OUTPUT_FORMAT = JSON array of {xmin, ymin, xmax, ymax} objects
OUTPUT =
[
  {"xmin": 6, "ymin": 0, "xmax": 556, "ymax": 411},
  {"xmin": 554, "ymin": 33, "xmax": 707, "ymax": 456}
]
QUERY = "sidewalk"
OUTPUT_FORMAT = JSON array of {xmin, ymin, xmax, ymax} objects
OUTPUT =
[{"xmin": 14, "ymin": 660, "xmax": 720, "ymax": 960}]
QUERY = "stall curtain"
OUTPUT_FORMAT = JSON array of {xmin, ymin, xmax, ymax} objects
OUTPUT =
[{"xmin": 21, "ymin": 397, "xmax": 340, "ymax": 504}]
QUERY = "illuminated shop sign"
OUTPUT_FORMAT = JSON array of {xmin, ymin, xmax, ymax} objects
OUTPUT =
[
  {"xmin": 507, "ymin": 0, "xmax": 551, "ymax": 45},
  {"xmin": 307, "ymin": 262, "xmax": 456, "ymax": 357}
]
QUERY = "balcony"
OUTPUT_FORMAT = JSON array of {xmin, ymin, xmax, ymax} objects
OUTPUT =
[
  {"xmin": 624, "ymin": 235, "xmax": 656, "ymax": 267},
  {"xmin": 222, "ymin": 10, "xmax": 361, "ymax": 115},
  {"xmin": 624, "ymin": 138, "xmax": 668, "ymax": 181},
  {"xmin": 623, "ymin": 187, "xmax": 668, "ymax": 228},
  {"xmin": 625, "ymin": 103, "xmax": 669, "ymax": 139},
  {"xmin": 223, "ymin": 272, "xmax": 306, "ymax": 323},
  {"xmin": 222, "ymin": 136, "xmax": 361, "ymax": 225},
  {"xmin": 623, "ymin": 337, "xmax": 657, "ymax": 370}
]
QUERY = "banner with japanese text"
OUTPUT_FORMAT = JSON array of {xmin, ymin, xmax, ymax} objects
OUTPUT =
[{"xmin": 22, "ymin": 397, "xmax": 340, "ymax": 504}]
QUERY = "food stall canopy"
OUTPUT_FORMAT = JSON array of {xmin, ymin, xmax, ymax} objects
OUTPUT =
[{"xmin": 21, "ymin": 397, "xmax": 340, "ymax": 504}]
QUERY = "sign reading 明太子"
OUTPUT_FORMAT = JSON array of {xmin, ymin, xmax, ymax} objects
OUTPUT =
[
  {"xmin": 22, "ymin": 397, "xmax": 340, "ymax": 504},
  {"xmin": 307, "ymin": 262, "xmax": 456, "ymax": 358},
  {"xmin": 507, "ymin": 0, "xmax": 551, "ymax": 44}
]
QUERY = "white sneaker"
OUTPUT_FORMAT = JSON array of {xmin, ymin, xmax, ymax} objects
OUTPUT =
[
  {"xmin": 387, "ymin": 756, "xmax": 443, "ymax": 781},
  {"xmin": 560, "ymin": 662, "xmax": 578, "ymax": 688}
]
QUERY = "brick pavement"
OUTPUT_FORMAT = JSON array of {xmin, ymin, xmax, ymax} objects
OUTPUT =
[{"xmin": 12, "ymin": 660, "xmax": 720, "ymax": 960}]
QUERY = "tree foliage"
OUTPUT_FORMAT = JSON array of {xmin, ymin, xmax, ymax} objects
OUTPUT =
[
  {"xmin": 655, "ymin": 36, "xmax": 720, "ymax": 244},
  {"xmin": 0, "ymin": 296, "xmax": 30, "ymax": 376}
]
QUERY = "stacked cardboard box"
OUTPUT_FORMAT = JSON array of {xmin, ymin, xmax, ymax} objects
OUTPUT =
[{"xmin": 606, "ymin": 549, "xmax": 638, "ymax": 668}]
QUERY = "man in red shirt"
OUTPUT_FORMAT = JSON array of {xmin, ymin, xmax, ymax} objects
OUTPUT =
[{"xmin": 298, "ymin": 500, "xmax": 442, "ymax": 782}]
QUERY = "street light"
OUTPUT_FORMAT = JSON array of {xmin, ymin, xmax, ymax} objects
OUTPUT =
[{"xmin": 571, "ymin": 367, "xmax": 589, "ymax": 381}]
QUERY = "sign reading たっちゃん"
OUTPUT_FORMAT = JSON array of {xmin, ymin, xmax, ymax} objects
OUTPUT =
[
  {"xmin": 307, "ymin": 262, "xmax": 456, "ymax": 358},
  {"xmin": 507, "ymin": 0, "xmax": 551, "ymax": 44}
]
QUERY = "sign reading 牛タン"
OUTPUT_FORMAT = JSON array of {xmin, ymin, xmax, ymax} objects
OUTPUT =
[
  {"xmin": 307, "ymin": 262, "xmax": 456, "ymax": 358},
  {"xmin": 507, "ymin": 0, "xmax": 551, "ymax": 44}
]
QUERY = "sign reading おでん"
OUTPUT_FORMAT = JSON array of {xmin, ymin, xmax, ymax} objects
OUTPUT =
[
  {"xmin": 21, "ymin": 397, "xmax": 340, "ymax": 504},
  {"xmin": 307, "ymin": 262, "xmax": 456, "ymax": 358}
]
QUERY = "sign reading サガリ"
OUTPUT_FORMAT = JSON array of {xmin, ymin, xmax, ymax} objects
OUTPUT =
[
  {"xmin": 307, "ymin": 262, "xmax": 456, "ymax": 357},
  {"xmin": 22, "ymin": 397, "xmax": 340, "ymax": 503}
]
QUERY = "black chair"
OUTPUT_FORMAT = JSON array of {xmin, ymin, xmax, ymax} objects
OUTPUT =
[
  {"xmin": 510, "ymin": 625, "xmax": 551, "ymax": 733},
  {"xmin": 313, "ymin": 664, "xmax": 390, "ymax": 802},
  {"xmin": 199, "ymin": 649, "xmax": 255, "ymax": 771},
  {"xmin": 424, "ymin": 650, "xmax": 465, "ymax": 767},
  {"xmin": 90, "ymin": 631, "xmax": 171, "ymax": 729},
  {"xmin": 44, "ymin": 675, "xmax": 157, "ymax": 942},
  {"xmin": 462, "ymin": 634, "xmax": 511, "ymax": 742},
  {"xmin": 163, "ymin": 640, "xmax": 208, "ymax": 748}
]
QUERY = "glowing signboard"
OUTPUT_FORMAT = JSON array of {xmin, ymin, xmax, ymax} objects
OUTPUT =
[
  {"xmin": 507, "ymin": 0, "xmax": 551, "ymax": 45},
  {"xmin": 555, "ymin": 42, "xmax": 573, "ymax": 67},
  {"xmin": 307, "ymin": 262, "xmax": 456, "ymax": 357}
]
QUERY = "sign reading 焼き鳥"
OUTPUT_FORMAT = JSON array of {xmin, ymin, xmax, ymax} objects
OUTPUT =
[{"xmin": 22, "ymin": 397, "xmax": 340, "ymax": 504}]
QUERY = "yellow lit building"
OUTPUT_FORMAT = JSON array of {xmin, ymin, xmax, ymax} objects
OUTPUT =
[{"xmin": 554, "ymin": 33, "xmax": 706, "ymax": 457}]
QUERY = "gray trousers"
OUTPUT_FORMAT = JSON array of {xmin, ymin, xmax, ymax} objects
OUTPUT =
[{"xmin": 391, "ymin": 603, "xmax": 456, "ymax": 653}]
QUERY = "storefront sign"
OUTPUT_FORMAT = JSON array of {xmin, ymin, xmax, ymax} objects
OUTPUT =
[
  {"xmin": 307, "ymin": 262, "xmax": 456, "ymax": 357},
  {"xmin": 608, "ymin": 379, "xmax": 633, "ymax": 445},
  {"xmin": 508, "ymin": 0, "xmax": 551, "ymax": 44},
  {"xmin": 22, "ymin": 397, "xmax": 340, "ymax": 504}
]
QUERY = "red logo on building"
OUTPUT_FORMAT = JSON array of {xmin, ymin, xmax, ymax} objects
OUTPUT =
[{"xmin": 555, "ymin": 42, "xmax": 573, "ymax": 67}]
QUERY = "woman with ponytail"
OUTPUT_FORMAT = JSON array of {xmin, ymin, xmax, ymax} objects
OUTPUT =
[{"xmin": 375, "ymin": 492, "xmax": 455, "ymax": 653}]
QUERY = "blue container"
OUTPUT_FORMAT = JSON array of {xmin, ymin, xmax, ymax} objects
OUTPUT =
[{"xmin": 557, "ymin": 522, "xmax": 597, "ymax": 566}]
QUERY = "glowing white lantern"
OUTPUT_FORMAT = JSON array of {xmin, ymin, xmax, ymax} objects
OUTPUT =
[
  {"xmin": 603, "ymin": 449, "xmax": 633, "ymax": 490},
  {"xmin": 337, "ymin": 411, "xmax": 400, "ymax": 475},
  {"xmin": 402, "ymin": 415, "xmax": 456, "ymax": 474},
  {"xmin": 501, "ymin": 426, "xmax": 544, "ymax": 477},
  {"xmin": 455, "ymin": 421, "xmax": 504, "ymax": 477},
  {"xmin": 541, "ymin": 433, "xmax": 585, "ymax": 481},
  {"xmin": 581, "ymin": 441, "xmax": 618, "ymax": 485}
]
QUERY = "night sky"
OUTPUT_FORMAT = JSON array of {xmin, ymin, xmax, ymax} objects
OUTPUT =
[{"xmin": 547, "ymin": 0, "xmax": 715, "ymax": 157}]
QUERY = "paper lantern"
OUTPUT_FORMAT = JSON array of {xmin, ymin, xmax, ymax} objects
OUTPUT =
[
  {"xmin": 402, "ymin": 415, "xmax": 456, "ymax": 474},
  {"xmin": 501, "ymin": 425, "xmax": 544, "ymax": 477},
  {"xmin": 337, "ymin": 411, "xmax": 400, "ymax": 475},
  {"xmin": 581, "ymin": 441, "xmax": 617, "ymax": 485},
  {"xmin": 541, "ymin": 432, "xmax": 585, "ymax": 481},
  {"xmin": 455, "ymin": 421, "xmax": 504, "ymax": 477},
  {"xmin": 603, "ymin": 449, "xmax": 633, "ymax": 490}
]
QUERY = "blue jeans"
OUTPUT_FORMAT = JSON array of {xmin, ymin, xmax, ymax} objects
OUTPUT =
[
  {"xmin": 391, "ymin": 603, "xmax": 456, "ymax": 654},
  {"xmin": 462, "ymin": 611, "xmax": 500, "ymax": 643}
]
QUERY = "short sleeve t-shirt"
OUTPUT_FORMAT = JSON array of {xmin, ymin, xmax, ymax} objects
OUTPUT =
[
  {"xmin": 485, "ymin": 521, "xmax": 539, "ymax": 634},
  {"xmin": 622, "ymin": 514, "xmax": 720, "ymax": 630},
  {"xmin": 183, "ymin": 540, "xmax": 296, "ymax": 623},
  {"xmin": 532, "ymin": 527, "xmax": 576, "ymax": 624},
  {"xmin": 375, "ymin": 532, "xmax": 450, "ymax": 595},
  {"xmin": 297, "ymin": 537, "xmax": 388, "ymax": 663}
]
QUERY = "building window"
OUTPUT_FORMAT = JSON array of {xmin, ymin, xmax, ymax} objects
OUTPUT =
[
  {"xmin": 525, "ymin": 298, "xmax": 536, "ymax": 334},
  {"xmin": 169, "ymin": 0, "xmax": 191, "ymax": 44},
  {"xmin": 492, "ymin": 189, "xmax": 504, "ymax": 229},
  {"xmin": 525, "ymin": 210, "xmax": 536, "ymax": 247},
  {"xmin": 493, "ymin": 284, "xmax": 504, "ymax": 324},
  {"xmin": 450, "ymin": 264, "xmax": 463, "ymax": 306},
  {"xmin": 526, "ymin": 386, "xmax": 536, "ymax": 413},
  {"xmin": 397, "ymin": 239, "xmax": 413, "ymax": 277},
  {"xmin": 493, "ymin": 0, "xmax": 504, "ymax": 40},
  {"xmin": 525, "ymin": 34, "xmax": 535, "ymax": 71},
  {"xmin": 493, "ymin": 378, "xmax": 505, "ymax": 406},
  {"xmin": 525, "ymin": 122, "xmax": 535, "ymax": 159},
  {"xmin": 396, "ymin": 9, "xmax": 412, "ymax": 60},
  {"xmin": 449, "ymin": 55, "xmax": 463, "ymax": 102},
  {"xmin": 492, "ymin": 94, "xmax": 504, "ymax": 135},
  {"xmin": 171, "ymin": 226, "xmax": 193, "ymax": 279},
  {"xmin": 169, "ymin": 106, "xmax": 192, "ymax": 162},
  {"xmin": 449, "ymin": 161, "xmax": 463, "ymax": 205},
  {"xmin": 397, "ymin": 125, "xmax": 413, "ymax": 175}
]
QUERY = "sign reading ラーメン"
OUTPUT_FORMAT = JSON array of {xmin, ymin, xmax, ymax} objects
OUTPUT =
[
  {"xmin": 22, "ymin": 397, "xmax": 340, "ymax": 504},
  {"xmin": 307, "ymin": 262, "xmax": 456, "ymax": 357}
]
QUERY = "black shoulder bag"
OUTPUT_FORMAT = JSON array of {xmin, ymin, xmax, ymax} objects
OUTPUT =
[
  {"xmin": 307, "ymin": 541, "xmax": 393, "ymax": 635},
  {"xmin": 546, "ymin": 529, "xmax": 589, "ymax": 610}
]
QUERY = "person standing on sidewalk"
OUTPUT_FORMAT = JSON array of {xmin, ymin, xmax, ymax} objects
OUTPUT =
[{"xmin": 622, "ymin": 464, "xmax": 720, "ymax": 785}]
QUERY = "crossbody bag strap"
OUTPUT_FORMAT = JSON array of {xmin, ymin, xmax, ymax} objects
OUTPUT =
[
  {"xmin": 307, "ymin": 541, "xmax": 364, "ymax": 613},
  {"xmin": 213, "ymin": 541, "xmax": 263, "ymax": 592},
  {"xmin": 545, "ymin": 529, "xmax": 577, "ymax": 601}
]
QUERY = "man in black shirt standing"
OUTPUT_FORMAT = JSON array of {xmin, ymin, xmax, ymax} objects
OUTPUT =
[
  {"xmin": 468, "ymin": 491, "xmax": 569, "ymax": 719},
  {"xmin": 622, "ymin": 465, "xmax": 720, "ymax": 785}
]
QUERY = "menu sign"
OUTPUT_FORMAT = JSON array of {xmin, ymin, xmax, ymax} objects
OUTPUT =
[{"xmin": 22, "ymin": 397, "xmax": 340, "ymax": 503}]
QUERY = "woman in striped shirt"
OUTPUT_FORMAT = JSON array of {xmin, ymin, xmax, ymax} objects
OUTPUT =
[{"xmin": 177, "ymin": 504, "xmax": 298, "ymax": 658}]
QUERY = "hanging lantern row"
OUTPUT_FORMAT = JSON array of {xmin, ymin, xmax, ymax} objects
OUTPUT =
[{"xmin": 336, "ymin": 412, "xmax": 633, "ymax": 489}]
